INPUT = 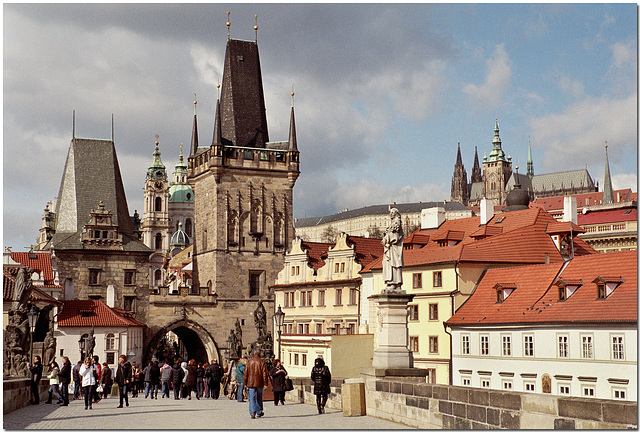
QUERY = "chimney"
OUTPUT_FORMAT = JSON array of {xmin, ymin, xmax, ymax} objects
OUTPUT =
[
  {"xmin": 563, "ymin": 196, "xmax": 577, "ymax": 224},
  {"xmin": 421, "ymin": 207, "xmax": 445, "ymax": 229},
  {"xmin": 106, "ymin": 285, "xmax": 115, "ymax": 308},
  {"xmin": 480, "ymin": 198, "xmax": 494, "ymax": 225}
]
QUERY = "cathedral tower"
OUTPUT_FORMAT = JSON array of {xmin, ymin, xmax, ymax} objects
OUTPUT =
[
  {"xmin": 450, "ymin": 142, "xmax": 469, "ymax": 205},
  {"xmin": 482, "ymin": 119, "xmax": 512, "ymax": 205}
]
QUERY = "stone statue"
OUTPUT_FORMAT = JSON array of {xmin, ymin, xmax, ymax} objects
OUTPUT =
[
  {"xmin": 84, "ymin": 328, "xmax": 96, "ymax": 359},
  {"xmin": 229, "ymin": 329, "xmax": 239, "ymax": 359},
  {"xmin": 254, "ymin": 300, "xmax": 267, "ymax": 340},
  {"xmin": 235, "ymin": 317, "xmax": 243, "ymax": 345},
  {"xmin": 3, "ymin": 309, "xmax": 31, "ymax": 377},
  {"xmin": 42, "ymin": 326, "xmax": 57, "ymax": 369},
  {"xmin": 381, "ymin": 208, "xmax": 404, "ymax": 291},
  {"xmin": 12, "ymin": 268, "xmax": 34, "ymax": 312}
]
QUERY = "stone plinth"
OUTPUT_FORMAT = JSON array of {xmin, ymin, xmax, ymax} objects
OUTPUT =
[
  {"xmin": 342, "ymin": 378, "xmax": 366, "ymax": 417},
  {"xmin": 371, "ymin": 291, "xmax": 414, "ymax": 369}
]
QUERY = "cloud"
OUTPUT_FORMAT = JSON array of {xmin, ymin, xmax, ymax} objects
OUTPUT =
[
  {"xmin": 558, "ymin": 75, "xmax": 585, "ymax": 99},
  {"xmin": 607, "ymin": 40, "xmax": 637, "ymax": 94},
  {"xmin": 463, "ymin": 44, "xmax": 512, "ymax": 108},
  {"xmin": 612, "ymin": 173, "xmax": 638, "ymax": 191}
]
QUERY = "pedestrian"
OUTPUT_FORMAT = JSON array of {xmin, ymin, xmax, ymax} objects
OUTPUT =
[
  {"xmin": 45, "ymin": 361, "xmax": 63, "ymax": 404},
  {"xmin": 244, "ymin": 349, "xmax": 269, "ymax": 419},
  {"xmin": 186, "ymin": 359, "xmax": 198, "ymax": 400},
  {"xmin": 160, "ymin": 362, "xmax": 172, "ymax": 398},
  {"xmin": 58, "ymin": 356, "xmax": 71, "ymax": 406},
  {"xmin": 226, "ymin": 360, "xmax": 237, "ymax": 400},
  {"xmin": 269, "ymin": 359, "xmax": 287, "ymax": 406},
  {"xmin": 236, "ymin": 358, "xmax": 246, "ymax": 402},
  {"xmin": 221, "ymin": 362, "xmax": 229, "ymax": 397},
  {"xmin": 170, "ymin": 360, "xmax": 184, "ymax": 400},
  {"xmin": 196, "ymin": 362, "xmax": 205, "ymax": 398},
  {"xmin": 134, "ymin": 363, "xmax": 143, "ymax": 397},
  {"xmin": 311, "ymin": 357, "xmax": 331, "ymax": 414},
  {"xmin": 115, "ymin": 354, "xmax": 132, "ymax": 408},
  {"xmin": 181, "ymin": 361, "xmax": 189, "ymax": 399},
  {"xmin": 143, "ymin": 361, "xmax": 152, "ymax": 398},
  {"xmin": 27, "ymin": 355, "xmax": 43, "ymax": 405},
  {"xmin": 150, "ymin": 361, "xmax": 161, "ymax": 399},
  {"xmin": 79, "ymin": 357, "xmax": 97, "ymax": 410},
  {"xmin": 72, "ymin": 360, "xmax": 82, "ymax": 400},
  {"xmin": 100, "ymin": 362, "xmax": 113, "ymax": 399},
  {"xmin": 206, "ymin": 359, "xmax": 223, "ymax": 399},
  {"xmin": 92, "ymin": 355, "xmax": 101, "ymax": 403}
]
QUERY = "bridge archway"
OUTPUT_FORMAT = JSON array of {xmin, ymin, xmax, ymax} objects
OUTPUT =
[{"xmin": 146, "ymin": 319, "xmax": 220, "ymax": 365}]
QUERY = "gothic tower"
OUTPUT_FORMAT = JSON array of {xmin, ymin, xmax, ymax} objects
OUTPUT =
[
  {"xmin": 482, "ymin": 119, "xmax": 512, "ymax": 205},
  {"xmin": 450, "ymin": 142, "xmax": 469, "ymax": 205},
  {"xmin": 526, "ymin": 138, "xmax": 534, "ymax": 179},
  {"xmin": 470, "ymin": 146, "xmax": 482, "ymax": 184},
  {"xmin": 188, "ymin": 36, "xmax": 300, "ymax": 332},
  {"xmin": 602, "ymin": 144, "xmax": 614, "ymax": 204}
]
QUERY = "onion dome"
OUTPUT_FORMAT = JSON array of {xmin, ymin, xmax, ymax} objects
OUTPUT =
[
  {"xmin": 146, "ymin": 136, "xmax": 167, "ymax": 180},
  {"xmin": 503, "ymin": 167, "xmax": 530, "ymax": 212},
  {"xmin": 170, "ymin": 222, "xmax": 190, "ymax": 247}
]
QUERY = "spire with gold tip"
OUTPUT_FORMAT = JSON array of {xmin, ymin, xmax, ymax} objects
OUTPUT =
[
  {"xmin": 288, "ymin": 88, "xmax": 297, "ymax": 152},
  {"xmin": 227, "ymin": 10, "xmax": 231, "ymax": 40},
  {"xmin": 254, "ymin": 14, "xmax": 259, "ymax": 42}
]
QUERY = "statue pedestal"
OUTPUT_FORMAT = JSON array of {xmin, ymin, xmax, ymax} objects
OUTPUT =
[{"xmin": 371, "ymin": 291, "xmax": 414, "ymax": 369}]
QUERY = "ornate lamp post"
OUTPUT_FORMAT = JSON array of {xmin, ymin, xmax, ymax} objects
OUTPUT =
[
  {"xmin": 27, "ymin": 306, "xmax": 39, "ymax": 364},
  {"xmin": 226, "ymin": 335, "xmax": 233, "ymax": 362},
  {"xmin": 272, "ymin": 305, "xmax": 285, "ymax": 360}
]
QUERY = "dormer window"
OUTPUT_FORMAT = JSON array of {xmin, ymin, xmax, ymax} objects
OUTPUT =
[
  {"xmin": 494, "ymin": 283, "xmax": 516, "ymax": 304},
  {"xmin": 554, "ymin": 279, "xmax": 583, "ymax": 301},
  {"xmin": 592, "ymin": 276, "xmax": 624, "ymax": 299}
]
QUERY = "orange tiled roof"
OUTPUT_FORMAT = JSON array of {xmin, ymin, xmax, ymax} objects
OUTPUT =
[
  {"xmin": 3, "ymin": 267, "xmax": 62, "ymax": 305},
  {"xmin": 57, "ymin": 299, "xmax": 146, "ymax": 327},
  {"xmin": 545, "ymin": 221, "xmax": 586, "ymax": 235},
  {"xmin": 300, "ymin": 241, "xmax": 333, "ymax": 271},
  {"xmin": 532, "ymin": 188, "xmax": 635, "ymax": 212},
  {"xmin": 447, "ymin": 250, "xmax": 637, "ymax": 326},
  {"xmin": 347, "ymin": 236, "xmax": 384, "ymax": 268},
  {"xmin": 578, "ymin": 208, "xmax": 638, "ymax": 225},
  {"xmin": 10, "ymin": 251, "xmax": 60, "ymax": 287}
]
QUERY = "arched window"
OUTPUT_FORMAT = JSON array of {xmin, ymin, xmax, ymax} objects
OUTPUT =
[
  {"xmin": 154, "ymin": 269, "xmax": 162, "ymax": 286},
  {"xmin": 105, "ymin": 333, "xmax": 116, "ymax": 351},
  {"xmin": 155, "ymin": 233, "xmax": 162, "ymax": 250},
  {"xmin": 185, "ymin": 219, "xmax": 192, "ymax": 237},
  {"xmin": 155, "ymin": 196, "xmax": 162, "ymax": 212}
]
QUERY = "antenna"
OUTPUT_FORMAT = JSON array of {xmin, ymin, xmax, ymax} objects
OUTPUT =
[
  {"xmin": 111, "ymin": 113, "xmax": 114, "ymax": 141},
  {"xmin": 291, "ymin": 85, "xmax": 295, "ymax": 107},
  {"xmin": 72, "ymin": 110, "xmax": 76, "ymax": 139},
  {"xmin": 217, "ymin": 82, "xmax": 221, "ymax": 100},
  {"xmin": 227, "ymin": 10, "xmax": 231, "ymax": 40},
  {"xmin": 194, "ymin": 93, "xmax": 197, "ymax": 115},
  {"xmin": 254, "ymin": 14, "xmax": 259, "ymax": 42}
]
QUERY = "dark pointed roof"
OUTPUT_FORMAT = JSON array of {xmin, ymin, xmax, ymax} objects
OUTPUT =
[
  {"xmin": 471, "ymin": 146, "xmax": 482, "ymax": 183},
  {"xmin": 219, "ymin": 39, "xmax": 269, "ymax": 148},
  {"xmin": 288, "ymin": 106, "xmax": 298, "ymax": 152},
  {"xmin": 455, "ymin": 142, "xmax": 463, "ymax": 167},
  {"xmin": 211, "ymin": 97, "xmax": 223, "ymax": 147},
  {"xmin": 602, "ymin": 145, "xmax": 613, "ymax": 204},
  {"xmin": 190, "ymin": 108, "xmax": 199, "ymax": 157}
]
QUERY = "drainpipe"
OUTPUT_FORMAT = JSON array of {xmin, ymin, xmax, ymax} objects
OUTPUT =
[{"xmin": 448, "ymin": 261, "xmax": 461, "ymax": 385}]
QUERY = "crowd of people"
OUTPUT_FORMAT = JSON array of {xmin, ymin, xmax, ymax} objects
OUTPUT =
[{"xmin": 28, "ymin": 352, "xmax": 333, "ymax": 418}]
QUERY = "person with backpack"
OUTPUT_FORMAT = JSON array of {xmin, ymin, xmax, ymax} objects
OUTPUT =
[{"xmin": 311, "ymin": 357, "xmax": 331, "ymax": 414}]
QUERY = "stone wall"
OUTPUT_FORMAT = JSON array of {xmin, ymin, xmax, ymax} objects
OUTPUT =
[
  {"xmin": 4, "ymin": 378, "xmax": 50, "ymax": 415},
  {"xmin": 284, "ymin": 376, "xmax": 345, "ymax": 411}
]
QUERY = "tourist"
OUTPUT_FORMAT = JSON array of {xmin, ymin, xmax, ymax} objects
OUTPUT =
[
  {"xmin": 196, "ymin": 362, "xmax": 205, "ymax": 398},
  {"xmin": 79, "ymin": 357, "xmax": 97, "ymax": 410},
  {"xmin": 45, "ymin": 361, "xmax": 63, "ymax": 404},
  {"xmin": 236, "ymin": 358, "xmax": 246, "ymax": 402},
  {"xmin": 92, "ymin": 356, "xmax": 101, "ymax": 403},
  {"xmin": 170, "ymin": 360, "xmax": 184, "ymax": 400},
  {"xmin": 160, "ymin": 362, "xmax": 172, "ymax": 398},
  {"xmin": 27, "ymin": 356, "xmax": 43, "ymax": 405},
  {"xmin": 206, "ymin": 359, "xmax": 222, "ymax": 399},
  {"xmin": 269, "ymin": 359, "xmax": 287, "ymax": 406},
  {"xmin": 226, "ymin": 360, "xmax": 238, "ymax": 400},
  {"xmin": 115, "ymin": 354, "xmax": 132, "ymax": 408},
  {"xmin": 150, "ymin": 360, "xmax": 161, "ymax": 399},
  {"xmin": 186, "ymin": 359, "xmax": 198, "ymax": 400},
  {"xmin": 202, "ymin": 362, "xmax": 209, "ymax": 398},
  {"xmin": 311, "ymin": 357, "xmax": 331, "ymax": 414},
  {"xmin": 58, "ymin": 356, "xmax": 71, "ymax": 406},
  {"xmin": 72, "ymin": 360, "xmax": 82, "ymax": 400},
  {"xmin": 180, "ymin": 361, "xmax": 189, "ymax": 399},
  {"xmin": 244, "ymin": 350, "xmax": 269, "ymax": 419},
  {"xmin": 143, "ymin": 361, "xmax": 152, "ymax": 398},
  {"xmin": 100, "ymin": 362, "xmax": 112, "ymax": 399},
  {"xmin": 135, "ymin": 363, "xmax": 144, "ymax": 397}
]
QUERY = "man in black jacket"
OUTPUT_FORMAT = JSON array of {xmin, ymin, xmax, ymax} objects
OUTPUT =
[
  {"xmin": 115, "ymin": 354, "xmax": 132, "ymax": 408},
  {"xmin": 169, "ymin": 360, "xmax": 184, "ymax": 400},
  {"xmin": 58, "ymin": 356, "xmax": 71, "ymax": 406},
  {"xmin": 206, "ymin": 359, "xmax": 223, "ymax": 399},
  {"xmin": 27, "ymin": 356, "xmax": 43, "ymax": 404}
]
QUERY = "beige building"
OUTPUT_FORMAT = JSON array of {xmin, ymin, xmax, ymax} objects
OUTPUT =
[{"xmin": 271, "ymin": 233, "xmax": 382, "ymax": 377}]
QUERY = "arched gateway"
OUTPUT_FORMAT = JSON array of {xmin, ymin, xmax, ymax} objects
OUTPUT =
[{"xmin": 146, "ymin": 319, "xmax": 219, "ymax": 365}]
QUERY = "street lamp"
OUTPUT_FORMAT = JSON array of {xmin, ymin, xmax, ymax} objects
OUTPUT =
[
  {"xmin": 273, "ymin": 305, "xmax": 285, "ymax": 360},
  {"xmin": 226, "ymin": 335, "xmax": 233, "ymax": 362},
  {"xmin": 27, "ymin": 306, "xmax": 39, "ymax": 364}
]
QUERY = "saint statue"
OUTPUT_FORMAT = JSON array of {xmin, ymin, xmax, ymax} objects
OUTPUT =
[
  {"xmin": 381, "ymin": 208, "xmax": 404, "ymax": 291},
  {"xmin": 254, "ymin": 300, "xmax": 267, "ymax": 340},
  {"xmin": 84, "ymin": 327, "xmax": 96, "ymax": 359},
  {"xmin": 12, "ymin": 268, "xmax": 34, "ymax": 312}
]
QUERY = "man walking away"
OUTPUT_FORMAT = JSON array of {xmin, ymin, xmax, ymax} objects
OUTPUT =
[
  {"xmin": 72, "ymin": 360, "xmax": 82, "ymax": 400},
  {"xmin": 27, "ymin": 356, "xmax": 43, "ymax": 404},
  {"xmin": 59, "ymin": 356, "xmax": 71, "ymax": 406},
  {"xmin": 115, "ymin": 354, "xmax": 132, "ymax": 408},
  {"xmin": 100, "ymin": 362, "xmax": 113, "ymax": 399},
  {"xmin": 311, "ymin": 357, "xmax": 332, "ymax": 414},
  {"xmin": 170, "ymin": 360, "xmax": 184, "ymax": 400},
  {"xmin": 160, "ymin": 362, "xmax": 172, "ymax": 398},
  {"xmin": 206, "ymin": 359, "xmax": 223, "ymax": 399},
  {"xmin": 244, "ymin": 350, "xmax": 269, "ymax": 419},
  {"xmin": 236, "ymin": 358, "xmax": 246, "ymax": 402}
]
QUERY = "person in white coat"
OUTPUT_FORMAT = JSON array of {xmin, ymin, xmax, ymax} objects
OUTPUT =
[{"xmin": 79, "ymin": 357, "xmax": 98, "ymax": 410}]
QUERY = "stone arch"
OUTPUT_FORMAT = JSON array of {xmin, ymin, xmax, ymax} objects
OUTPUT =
[{"xmin": 146, "ymin": 319, "xmax": 220, "ymax": 365}]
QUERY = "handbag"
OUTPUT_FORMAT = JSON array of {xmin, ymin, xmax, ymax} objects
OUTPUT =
[
  {"xmin": 96, "ymin": 384, "xmax": 104, "ymax": 393},
  {"xmin": 284, "ymin": 377, "xmax": 294, "ymax": 392}
]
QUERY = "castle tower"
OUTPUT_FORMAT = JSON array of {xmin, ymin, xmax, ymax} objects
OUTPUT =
[
  {"xmin": 168, "ymin": 143, "xmax": 194, "ymax": 241},
  {"xmin": 470, "ymin": 146, "xmax": 482, "ymax": 184},
  {"xmin": 450, "ymin": 142, "xmax": 469, "ymax": 205},
  {"xmin": 187, "ymin": 35, "xmax": 299, "ymax": 331},
  {"xmin": 482, "ymin": 119, "xmax": 512, "ymax": 205}
]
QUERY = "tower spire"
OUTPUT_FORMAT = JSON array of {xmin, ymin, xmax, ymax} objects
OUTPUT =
[
  {"xmin": 471, "ymin": 145, "xmax": 482, "ymax": 183},
  {"xmin": 288, "ymin": 89, "xmax": 297, "ymax": 152},
  {"xmin": 602, "ymin": 142, "xmax": 613, "ymax": 204},
  {"xmin": 226, "ymin": 10, "xmax": 231, "ymax": 40},
  {"xmin": 455, "ymin": 142, "xmax": 463, "ymax": 166},
  {"xmin": 526, "ymin": 136, "xmax": 534, "ymax": 179},
  {"xmin": 212, "ymin": 84, "xmax": 223, "ymax": 147},
  {"xmin": 190, "ymin": 97, "xmax": 199, "ymax": 157},
  {"xmin": 254, "ymin": 14, "xmax": 259, "ymax": 43}
]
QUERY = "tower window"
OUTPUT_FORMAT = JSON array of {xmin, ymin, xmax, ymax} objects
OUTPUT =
[
  {"xmin": 155, "ymin": 233, "xmax": 163, "ymax": 250},
  {"xmin": 185, "ymin": 219, "xmax": 192, "ymax": 237},
  {"xmin": 155, "ymin": 196, "xmax": 162, "ymax": 212}
]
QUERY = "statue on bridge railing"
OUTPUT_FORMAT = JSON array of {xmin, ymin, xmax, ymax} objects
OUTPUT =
[
  {"xmin": 244, "ymin": 300, "xmax": 274, "ymax": 364},
  {"xmin": 4, "ymin": 267, "xmax": 36, "ymax": 378}
]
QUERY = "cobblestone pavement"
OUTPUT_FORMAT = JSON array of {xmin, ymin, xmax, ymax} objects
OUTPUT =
[{"xmin": 3, "ymin": 394, "xmax": 414, "ymax": 430}]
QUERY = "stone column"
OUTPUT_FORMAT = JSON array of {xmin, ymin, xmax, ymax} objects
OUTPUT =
[{"xmin": 371, "ymin": 292, "xmax": 414, "ymax": 369}]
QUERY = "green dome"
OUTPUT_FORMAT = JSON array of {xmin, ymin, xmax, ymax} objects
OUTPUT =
[{"xmin": 168, "ymin": 184, "xmax": 194, "ymax": 203}]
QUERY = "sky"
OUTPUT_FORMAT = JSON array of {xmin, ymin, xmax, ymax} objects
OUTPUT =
[{"xmin": 3, "ymin": 3, "xmax": 638, "ymax": 251}]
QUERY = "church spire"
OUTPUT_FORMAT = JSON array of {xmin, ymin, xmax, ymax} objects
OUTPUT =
[
  {"xmin": 487, "ymin": 118, "xmax": 506, "ymax": 162},
  {"xmin": 212, "ymin": 84, "xmax": 223, "ymax": 147},
  {"xmin": 526, "ymin": 137, "xmax": 534, "ymax": 179},
  {"xmin": 455, "ymin": 142, "xmax": 463, "ymax": 166},
  {"xmin": 471, "ymin": 145, "xmax": 482, "ymax": 183},
  {"xmin": 451, "ymin": 142, "xmax": 469, "ymax": 205},
  {"xmin": 147, "ymin": 135, "xmax": 167, "ymax": 180},
  {"xmin": 602, "ymin": 143, "xmax": 613, "ymax": 204},
  {"xmin": 288, "ymin": 90, "xmax": 298, "ymax": 152},
  {"xmin": 190, "ymin": 96, "xmax": 199, "ymax": 157}
]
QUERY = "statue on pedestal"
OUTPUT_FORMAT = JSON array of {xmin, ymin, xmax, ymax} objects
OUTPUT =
[
  {"xmin": 381, "ymin": 208, "xmax": 404, "ymax": 292},
  {"xmin": 4, "ymin": 267, "xmax": 35, "ymax": 377}
]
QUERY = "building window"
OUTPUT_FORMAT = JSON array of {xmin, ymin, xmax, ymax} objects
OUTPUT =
[
  {"xmin": 185, "ymin": 219, "xmax": 192, "ymax": 237},
  {"xmin": 433, "ymin": 271, "xmax": 442, "ymax": 287},
  {"xmin": 106, "ymin": 352, "xmax": 115, "ymax": 365},
  {"xmin": 612, "ymin": 388, "xmax": 627, "ymax": 400},
  {"xmin": 155, "ymin": 233, "xmax": 163, "ymax": 250},
  {"xmin": 335, "ymin": 289, "xmax": 342, "ymax": 306},
  {"xmin": 334, "ymin": 324, "xmax": 341, "ymax": 334},
  {"xmin": 302, "ymin": 354, "xmax": 307, "ymax": 367},
  {"xmin": 318, "ymin": 290, "xmax": 325, "ymax": 306},
  {"xmin": 428, "ymin": 304, "xmax": 438, "ymax": 320},
  {"xmin": 558, "ymin": 286, "xmax": 566, "ymax": 301},
  {"xmin": 462, "ymin": 377, "xmax": 471, "ymax": 386},
  {"xmin": 349, "ymin": 288, "xmax": 358, "ymax": 305},
  {"xmin": 461, "ymin": 334, "xmax": 470, "ymax": 355},
  {"xmin": 409, "ymin": 304, "xmax": 419, "ymax": 321},
  {"xmin": 481, "ymin": 379, "xmax": 491, "ymax": 389},
  {"xmin": 581, "ymin": 334, "xmax": 593, "ymax": 359},
  {"xmin": 412, "ymin": 273, "xmax": 422, "ymax": 289},
  {"xmin": 558, "ymin": 335, "xmax": 569, "ymax": 358},
  {"xmin": 429, "ymin": 336, "xmax": 438, "ymax": 354},
  {"xmin": 524, "ymin": 382, "xmax": 536, "ymax": 393},
  {"xmin": 300, "ymin": 290, "xmax": 312, "ymax": 307},
  {"xmin": 409, "ymin": 337, "xmax": 419, "ymax": 352},
  {"xmin": 612, "ymin": 335, "xmax": 624, "ymax": 360},
  {"xmin": 123, "ymin": 296, "xmax": 135, "ymax": 312},
  {"xmin": 340, "ymin": 262, "xmax": 345, "ymax": 273},
  {"xmin": 597, "ymin": 283, "xmax": 606, "ymax": 299},
  {"xmin": 315, "ymin": 323, "xmax": 323, "ymax": 334},
  {"xmin": 155, "ymin": 196, "xmax": 162, "ymax": 212},
  {"xmin": 524, "ymin": 334, "xmax": 534, "ymax": 357},
  {"xmin": 502, "ymin": 335, "xmax": 511, "ymax": 356},
  {"xmin": 284, "ymin": 292, "xmax": 294, "ymax": 308},
  {"xmin": 559, "ymin": 385, "xmax": 571, "ymax": 396},
  {"xmin": 298, "ymin": 324, "xmax": 305, "ymax": 334},
  {"xmin": 502, "ymin": 380, "xmax": 513, "ymax": 390},
  {"xmin": 124, "ymin": 270, "xmax": 136, "ymax": 286},
  {"xmin": 105, "ymin": 333, "xmax": 116, "ymax": 351},
  {"xmin": 89, "ymin": 269, "xmax": 101, "ymax": 285},
  {"xmin": 294, "ymin": 353, "xmax": 299, "ymax": 365},
  {"xmin": 480, "ymin": 335, "xmax": 489, "ymax": 356},
  {"xmin": 582, "ymin": 385, "xmax": 595, "ymax": 397},
  {"xmin": 496, "ymin": 288, "xmax": 504, "ymax": 303},
  {"xmin": 249, "ymin": 271, "xmax": 263, "ymax": 297},
  {"xmin": 154, "ymin": 269, "xmax": 162, "ymax": 286},
  {"xmin": 426, "ymin": 369, "xmax": 436, "ymax": 384}
]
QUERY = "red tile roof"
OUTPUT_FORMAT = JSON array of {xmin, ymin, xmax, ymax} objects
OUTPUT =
[
  {"xmin": 347, "ymin": 236, "xmax": 384, "ymax": 268},
  {"xmin": 532, "ymin": 188, "xmax": 635, "ymax": 212},
  {"xmin": 447, "ymin": 250, "xmax": 637, "ymax": 326},
  {"xmin": 578, "ymin": 208, "xmax": 638, "ymax": 225},
  {"xmin": 10, "ymin": 251, "xmax": 60, "ymax": 287},
  {"xmin": 3, "ymin": 267, "xmax": 62, "ymax": 305},
  {"xmin": 57, "ymin": 299, "xmax": 146, "ymax": 327},
  {"xmin": 545, "ymin": 221, "xmax": 586, "ymax": 235},
  {"xmin": 300, "ymin": 241, "xmax": 333, "ymax": 271}
]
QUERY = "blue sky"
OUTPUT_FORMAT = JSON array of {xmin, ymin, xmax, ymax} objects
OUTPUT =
[{"xmin": 3, "ymin": 3, "xmax": 637, "ymax": 250}]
